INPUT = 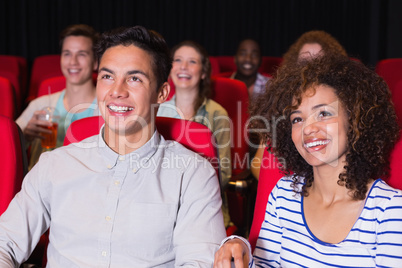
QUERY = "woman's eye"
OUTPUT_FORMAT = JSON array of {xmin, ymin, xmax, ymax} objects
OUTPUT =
[
  {"xmin": 291, "ymin": 117, "xmax": 302, "ymax": 124},
  {"xmin": 318, "ymin": 110, "xmax": 332, "ymax": 118},
  {"xmin": 173, "ymin": 58, "xmax": 181, "ymax": 63}
]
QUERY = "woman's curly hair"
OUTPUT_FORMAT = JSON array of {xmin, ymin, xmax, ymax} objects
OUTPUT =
[
  {"xmin": 282, "ymin": 30, "xmax": 348, "ymax": 67},
  {"xmin": 249, "ymin": 54, "xmax": 400, "ymax": 199}
]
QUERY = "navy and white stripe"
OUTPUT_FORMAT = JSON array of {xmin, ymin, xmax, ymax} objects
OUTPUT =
[{"xmin": 252, "ymin": 177, "xmax": 402, "ymax": 268}]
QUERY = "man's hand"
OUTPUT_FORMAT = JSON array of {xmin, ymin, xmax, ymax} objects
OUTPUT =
[
  {"xmin": 23, "ymin": 110, "xmax": 53, "ymax": 142},
  {"xmin": 214, "ymin": 238, "xmax": 250, "ymax": 268}
]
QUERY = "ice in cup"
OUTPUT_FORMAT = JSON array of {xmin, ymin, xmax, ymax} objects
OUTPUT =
[{"xmin": 38, "ymin": 107, "xmax": 59, "ymax": 149}]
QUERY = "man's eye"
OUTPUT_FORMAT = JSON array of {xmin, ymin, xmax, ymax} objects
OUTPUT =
[
  {"xmin": 130, "ymin": 76, "xmax": 141, "ymax": 82},
  {"xmin": 101, "ymin": 74, "xmax": 112, "ymax": 80}
]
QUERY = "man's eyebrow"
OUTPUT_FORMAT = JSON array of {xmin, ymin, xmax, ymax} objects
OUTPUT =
[
  {"xmin": 127, "ymin": 70, "xmax": 149, "ymax": 79},
  {"xmin": 98, "ymin": 67, "xmax": 114, "ymax": 74}
]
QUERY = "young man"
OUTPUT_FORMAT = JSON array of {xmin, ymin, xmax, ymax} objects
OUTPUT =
[
  {"xmin": 231, "ymin": 39, "xmax": 269, "ymax": 99},
  {"xmin": 16, "ymin": 24, "xmax": 99, "ymax": 169},
  {"xmin": 0, "ymin": 26, "xmax": 225, "ymax": 267}
]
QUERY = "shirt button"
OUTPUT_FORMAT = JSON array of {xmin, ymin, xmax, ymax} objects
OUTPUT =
[
  {"xmin": 119, "ymin": 156, "xmax": 124, "ymax": 161},
  {"xmin": 114, "ymin": 180, "xmax": 120, "ymax": 185},
  {"xmin": 102, "ymin": 251, "xmax": 107, "ymax": 257},
  {"xmin": 132, "ymin": 168, "xmax": 137, "ymax": 173},
  {"xmin": 107, "ymin": 164, "xmax": 112, "ymax": 169},
  {"xmin": 105, "ymin": 216, "xmax": 111, "ymax": 221}
]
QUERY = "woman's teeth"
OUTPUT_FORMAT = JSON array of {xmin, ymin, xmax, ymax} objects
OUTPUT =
[{"xmin": 305, "ymin": 140, "xmax": 329, "ymax": 148}]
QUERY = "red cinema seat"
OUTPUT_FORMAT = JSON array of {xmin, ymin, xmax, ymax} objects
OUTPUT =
[
  {"xmin": 0, "ymin": 76, "xmax": 17, "ymax": 119},
  {"xmin": 37, "ymin": 76, "xmax": 66, "ymax": 98},
  {"xmin": 209, "ymin": 56, "xmax": 221, "ymax": 76},
  {"xmin": 0, "ymin": 115, "xmax": 27, "ymax": 215},
  {"xmin": 0, "ymin": 55, "xmax": 24, "ymax": 113},
  {"xmin": 37, "ymin": 73, "xmax": 98, "ymax": 98},
  {"xmin": 260, "ymin": 56, "xmax": 283, "ymax": 76},
  {"xmin": 27, "ymin": 55, "xmax": 62, "ymax": 102},
  {"xmin": 389, "ymin": 134, "xmax": 402, "ymax": 191},
  {"xmin": 210, "ymin": 77, "xmax": 254, "ymax": 235},
  {"xmin": 248, "ymin": 149, "xmax": 283, "ymax": 251},
  {"xmin": 215, "ymin": 56, "xmax": 236, "ymax": 73},
  {"xmin": 376, "ymin": 58, "xmax": 402, "ymax": 93}
]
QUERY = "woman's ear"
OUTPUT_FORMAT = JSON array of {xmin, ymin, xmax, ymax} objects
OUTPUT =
[{"xmin": 157, "ymin": 82, "xmax": 170, "ymax": 104}]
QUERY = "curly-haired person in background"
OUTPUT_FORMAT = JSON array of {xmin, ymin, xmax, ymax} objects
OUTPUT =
[
  {"xmin": 281, "ymin": 30, "xmax": 348, "ymax": 65},
  {"xmin": 214, "ymin": 54, "xmax": 402, "ymax": 267},
  {"xmin": 251, "ymin": 30, "xmax": 349, "ymax": 179}
]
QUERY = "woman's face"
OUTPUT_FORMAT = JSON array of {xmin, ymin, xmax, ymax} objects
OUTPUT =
[
  {"xmin": 290, "ymin": 85, "xmax": 349, "ymax": 168},
  {"xmin": 298, "ymin": 43, "xmax": 323, "ymax": 62},
  {"xmin": 170, "ymin": 46, "xmax": 205, "ymax": 91}
]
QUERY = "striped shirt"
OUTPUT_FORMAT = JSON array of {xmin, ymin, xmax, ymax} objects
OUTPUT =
[{"xmin": 253, "ymin": 177, "xmax": 402, "ymax": 268}]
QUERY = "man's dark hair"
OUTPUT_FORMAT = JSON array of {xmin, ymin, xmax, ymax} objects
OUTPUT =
[
  {"xmin": 59, "ymin": 24, "xmax": 99, "ymax": 56},
  {"xmin": 94, "ymin": 26, "xmax": 172, "ymax": 91}
]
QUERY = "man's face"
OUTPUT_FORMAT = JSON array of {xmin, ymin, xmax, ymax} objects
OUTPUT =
[
  {"xmin": 96, "ymin": 44, "xmax": 166, "ymax": 138},
  {"xmin": 234, "ymin": 40, "xmax": 262, "ymax": 77},
  {"xmin": 60, "ymin": 36, "xmax": 96, "ymax": 86}
]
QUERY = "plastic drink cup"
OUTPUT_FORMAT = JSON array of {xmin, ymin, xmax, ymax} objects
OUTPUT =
[{"xmin": 38, "ymin": 107, "xmax": 59, "ymax": 149}]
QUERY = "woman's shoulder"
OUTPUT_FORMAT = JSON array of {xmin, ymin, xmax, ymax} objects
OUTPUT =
[
  {"xmin": 205, "ymin": 98, "xmax": 228, "ymax": 115},
  {"xmin": 367, "ymin": 179, "xmax": 402, "ymax": 203},
  {"xmin": 274, "ymin": 175, "xmax": 304, "ymax": 194}
]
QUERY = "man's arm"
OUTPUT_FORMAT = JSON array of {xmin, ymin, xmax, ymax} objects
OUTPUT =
[
  {"xmin": 173, "ymin": 154, "xmax": 226, "ymax": 267},
  {"xmin": 0, "ymin": 157, "xmax": 51, "ymax": 266}
]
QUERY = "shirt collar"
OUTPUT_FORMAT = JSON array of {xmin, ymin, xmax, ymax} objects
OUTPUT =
[{"xmin": 98, "ymin": 124, "xmax": 161, "ymax": 172}]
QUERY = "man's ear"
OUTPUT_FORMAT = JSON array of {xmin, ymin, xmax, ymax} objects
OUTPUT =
[{"xmin": 157, "ymin": 82, "xmax": 170, "ymax": 104}]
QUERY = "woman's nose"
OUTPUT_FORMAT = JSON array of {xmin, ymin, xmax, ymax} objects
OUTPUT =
[{"xmin": 302, "ymin": 116, "xmax": 320, "ymax": 136}]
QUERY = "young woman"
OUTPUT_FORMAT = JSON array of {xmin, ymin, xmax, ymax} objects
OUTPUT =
[
  {"xmin": 158, "ymin": 40, "xmax": 231, "ymax": 187},
  {"xmin": 214, "ymin": 54, "xmax": 402, "ymax": 267},
  {"xmin": 251, "ymin": 30, "xmax": 348, "ymax": 179}
]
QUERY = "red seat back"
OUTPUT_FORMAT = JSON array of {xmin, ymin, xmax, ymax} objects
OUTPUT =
[
  {"xmin": 248, "ymin": 149, "xmax": 283, "ymax": 251},
  {"xmin": 210, "ymin": 77, "xmax": 249, "ymax": 176},
  {"xmin": 260, "ymin": 56, "xmax": 283, "ymax": 75},
  {"xmin": 0, "ymin": 55, "xmax": 24, "ymax": 113},
  {"xmin": 391, "ymin": 81, "xmax": 402, "ymax": 126},
  {"xmin": 28, "ymin": 55, "xmax": 62, "ymax": 102},
  {"xmin": 376, "ymin": 58, "xmax": 402, "ymax": 92},
  {"xmin": 215, "ymin": 56, "xmax": 236, "ymax": 73},
  {"xmin": 215, "ymin": 56, "xmax": 283, "ymax": 76},
  {"xmin": 209, "ymin": 56, "xmax": 221, "ymax": 76},
  {"xmin": 0, "ymin": 115, "xmax": 27, "ymax": 215},
  {"xmin": 389, "ymin": 134, "xmax": 402, "ymax": 190},
  {"xmin": 210, "ymin": 77, "xmax": 250, "ymax": 233},
  {"xmin": 37, "ymin": 76, "xmax": 66, "ymax": 97},
  {"xmin": 0, "ymin": 77, "xmax": 17, "ymax": 119}
]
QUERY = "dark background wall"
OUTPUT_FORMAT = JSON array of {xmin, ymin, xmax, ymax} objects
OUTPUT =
[{"xmin": 1, "ymin": 0, "xmax": 401, "ymax": 69}]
